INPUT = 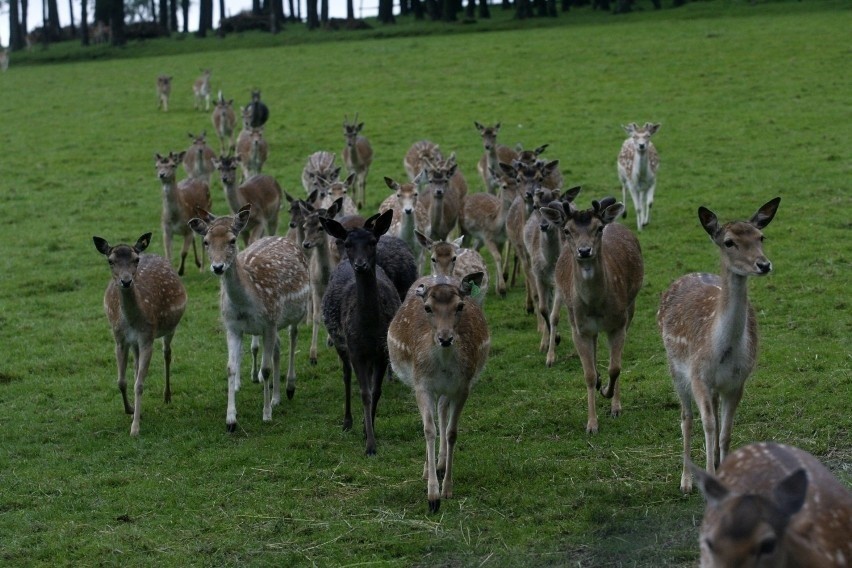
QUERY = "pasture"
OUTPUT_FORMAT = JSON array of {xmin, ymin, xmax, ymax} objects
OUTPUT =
[{"xmin": 0, "ymin": 1, "xmax": 849, "ymax": 565}]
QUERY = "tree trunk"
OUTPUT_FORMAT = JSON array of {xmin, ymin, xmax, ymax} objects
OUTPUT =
[
  {"xmin": 478, "ymin": 0, "xmax": 490, "ymax": 18},
  {"xmin": 411, "ymin": 0, "xmax": 424, "ymax": 19},
  {"xmin": 110, "ymin": 0, "xmax": 125, "ymax": 45},
  {"xmin": 47, "ymin": 0, "xmax": 61, "ymax": 39},
  {"xmin": 218, "ymin": 0, "xmax": 226, "ymax": 35},
  {"xmin": 9, "ymin": 0, "xmax": 26, "ymax": 50},
  {"xmin": 379, "ymin": 0, "xmax": 395, "ymax": 23},
  {"xmin": 159, "ymin": 0, "xmax": 168, "ymax": 30},
  {"xmin": 346, "ymin": 0, "xmax": 354, "ymax": 20},
  {"xmin": 181, "ymin": 0, "xmax": 189, "ymax": 32},
  {"xmin": 442, "ymin": 0, "xmax": 456, "ymax": 21},
  {"xmin": 81, "ymin": 0, "xmax": 91, "ymax": 45},
  {"xmin": 321, "ymin": 0, "xmax": 328, "ymax": 23},
  {"xmin": 68, "ymin": 0, "xmax": 77, "ymax": 35},
  {"xmin": 305, "ymin": 0, "xmax": 318, "ymax": 29}
]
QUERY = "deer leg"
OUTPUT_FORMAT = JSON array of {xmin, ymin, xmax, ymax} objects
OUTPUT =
[
  {"xmin": 628, "ymin": 185, "xmax": 643, "ymax": 232},
  {"xmin": 162, "ymin": 227, "xmax": 175, "ymax": 272},
  {"xmin": 190, "ymin": 234, "xmax": 202, "ymax": 270},
  {"xmin": 601, "ymin": 328, "xmax": 625, "ymax": 420},
  {"xmin": 285, "ymin": 325, "xmax": 298, "ymax": 401},
  {"xmin": 436, "ymin": 395, "xmax": 450, "ymax": 478},
  {"xmin": 620, "ymin": 183, "xmax": 629, "ymax": 219},
  {"xmin": 115, "ymin": 341, "xmax": 132, "ymax": 414},
  {"xmin": 271, "ymin": 335, "xmax": 282, "ymax": 406},
  {"xmin": 336, "ymin": 348, "xmax": 353, "ymax": 431},
  {"xmin": 573, "ymin": 330, "xmax": 600, "ymax": 434},
  {"xmin": 162, "ymin": 332, "xmax": 174, "ymax": 404},
  {"xmin": 546, "ymin": 292, "xmax": 561, "ymax": 368},
  {"xmin": 441, "ymin": 393, "xmax": 469, "ymax": 501},
  {"xmin": 644, "ymin": 183, "xmax": 655, "ymax": 227},
  {"xmin": 353, "ymin": 361, "xmax": 377, "ymax": 456},
  {"xmin": 131, "ymin": 341, "xmax": 153, "ymax": 437},
  {"xmin": 719, "ymin": 387, "xmax": 744, "ymax": 466},
  {"xmin": 370, "ymin": 360, "xmax": 385, "ymax": 428},
  {"xmin": 250, "ymin": 335, "xmax": 260, "ymax": 384},
  {"xmin": 310, "ymin": 292, "xmax": 321, "ymax": 366},
  {"xmin": 692, "ymin": 378, "xmax": 717, "ymax": 476},
  {"xmin": 178, "ymin": 233, "xmax": 192, "ymax": 277},
  {"xmin": 225, "ymin": 328, "xmax": 243, "ymax": 432},
  {"xmin": 680, "ymin": 401, "xmax": 694, "ymax": 494},
  {"xmin": 260, "ymin": 329, "xmax": 276, "ymax": 422},
  {"xmin": 415, "ymin": 389, "xmax": 440, "ymax": 513}
]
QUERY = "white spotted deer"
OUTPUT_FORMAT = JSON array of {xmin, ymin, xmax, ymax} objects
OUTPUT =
[
  {"xmin": 213, "ymin": 155, "xmax": 282, "ymax": 245},
  {"xmin": 474, "ymin": 121, "xmax": 518, "ymax": 193},
  {"xmin": 189, "ymin": 205, "xmax": 311, "ymax": 432},
  {"xmin": 617, "ymin": 122, "xmax": 660, "ymax": 231},
  {"xmin": 379, "ymin": 176, "xmax": 430, "ymax": 258},
  {"xmin": 156, "ymin": 75, "xmax": 172, "ymax": 112},
  {"xmin": 415, "ymin": 231, "xmax": 489, "ymax": 306},
  {"xmin": 155, "ymin": 151, "xmax": 212, "ymax": 275},
  {"xmin": 404, "ymin": 140, "xmax": 443, "ymax": 182},
  {"xmin": 236, "ymin": 127, "xmax": 268, "ymax": 181},
  {"xmin": 193, "ymin": 68, "xmax": 212, "ymax": 111},
  {"xmin": 550, "ymin": 200, "xmax": 644, "ymax": 434},
  {"xmin": 342, "ymin": 114, "xmax": 373, "ymax": 209},
  {"xmin": 388, "ymin": 272, "xmax": 490, "ymax": 513},
  {"xmin": 211, "ymin": 92, "xmax": 237, "ymax": 154},
  {"xmin": 416, "ymin": 159, "xmax": 462, "ymax": 244},
  {"xmin": 93, "ymin": 233, "xmax": 187, "ymax": 436},
  {"xmin": 692, "ymin": 441, "xmax": 852, "ymax": 567},
  {"xmin": 658, "ymin": 197, "xmax": 780, "ymax": 493},
  {"xmin": 182, "ymin": 132, "xmax": 216, "ymax": 183}
]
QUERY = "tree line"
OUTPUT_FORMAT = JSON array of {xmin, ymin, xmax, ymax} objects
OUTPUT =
[{"xmin": 4, "ymin": 0, "xmax": 674, "ymax": 51}]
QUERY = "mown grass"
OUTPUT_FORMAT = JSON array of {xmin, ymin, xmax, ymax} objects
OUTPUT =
[{"xmin": 0, "ymin": 1, "xmax": 850, "ymax": 565}]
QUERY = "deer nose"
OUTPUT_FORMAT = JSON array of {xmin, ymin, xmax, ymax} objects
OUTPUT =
[
  {"xmin": 119, "ymin": 278, "xmax": 133, "ymax": 288},
  {"xmin": 211, "ymin": 264, "xmax": 225, "ymax": 275},
  {"xmin": 756, "ymin": 260, "xmax": 772, "ymax": 274},
  {"xmin": 353, "ymin": 260, "xmax": 369, "ymax": 272},
  {"xmin": 302, "ymin": 241, "xmax": 313, "ymax": 250},
  {"xmin": 438, "ymin": 335, "xmax": 454, "ymax": 347},
  {"xmin": 577, "ymin": 247, "xmax": 593, "ymax": 259},
  {"xmin": 404, "ymin": 208, "xmax": 413, "ymax": 215}
]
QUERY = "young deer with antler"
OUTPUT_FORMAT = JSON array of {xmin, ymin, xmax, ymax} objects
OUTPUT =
[
  {"xmin": 93, "ymin": 233, "xmax": 187, "ymax": 436},
  {"xmin": 342, "ymin": 114, "xmax": 373, "ymax": 210},
  {"xmin": 388, "ymin": 272, "xmax": 490, "ymax": 513},
  {"xmin": 658, "ymin": 197, "xmax": 780, "ymax": 493},
  {"xmin": 693, "ymin": 441, "xmax": 852, "ymax": 567},
  {"xmin": 189, "ymin": 205, "xmax": 311, "ymax": 432},
  {"xmin": 548, "ymin": 199, "xmax": 643, "ymax": 434},
  {"xmin": 617, "ymin": 122, "xmax": 660, "ymax": 231}
]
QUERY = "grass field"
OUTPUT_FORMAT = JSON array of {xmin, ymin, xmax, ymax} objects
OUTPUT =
[{"xmin": 0, "ymin": 1, "xmax": 850, "ymax": 565}]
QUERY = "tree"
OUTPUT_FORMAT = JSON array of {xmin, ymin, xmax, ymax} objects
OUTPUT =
[
  {"xmin": 81, "ymin": 0, "xmax": 90, "ymax": 44},
  {"xmin": 378, "ymin": 0, "xmax": 394, "ymax": 23},
  {"xmin": 159, "ymin": 0, "xmax": 168, "ymax": 30},
  {"xmin": 305, "ymin": 0, "xmax": 318, "ymax": 29},
  {"xmin": 9, "ymin": 0, "xmax": 26, "ymax": 50},
  {"xmin": 109, "ymin": 0, "xmax": 125, "ymax": 45},
  {"xmin": 197, "ymin": 0, "xmax": 213, "ymax": 36}
]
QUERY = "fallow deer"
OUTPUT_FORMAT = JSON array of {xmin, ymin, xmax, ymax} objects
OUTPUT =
[
  {"xmin": 211, "ymin": 92, "xmax": 237, "ymax": 154},
  {"xmin": 155, "ymin": 151, "xmax": 212, "ymax": 275},
  {"xmin": 474, "ymin": 121, "xmax": 518, "ymax": 193},
  {"xmin": 387, "ymin": 272, "xmax": 490, "ymax": 513},
  {"xmin": 379, "ymin": 176, "xmax": 430, "ymax": 258},
  {"xmin": 247, "ymin": 89, "xmax": 269, "ymax": 128},
  {"xmin": 182, "ymin": 131, "xmax": 216, "ymax": 183},
  {"xmin": 301, "ymin": 151, "xmax": 339, "ymax": 194},
  {"xmin": 416, "ymin": 159, "xmax": 462, "ymax": 243},
  {"xmin": 156, "ymin": 75, "xmax": 171, "ymax": 111},
  {"xmin": 617, "ymin": 122, "xmax": 661, "ymax": 231},
  {"xmin": 415, "ymin": 231, "xmax": 489, "ymax": 305},
  {"xmin": 213, "ymin": 155, "xmax": 282, "ymax": 245},
  {"xmin": 658, "ymin": 197, "xmax": 780, "ymax": 493},
  {"xmin": 189, "ymin": 205, "xmax": 311, "ymax": 432},
  {"xmin": 548, "ymin": 199, "xmax": 643, "ymax": 434},
  {"xmin": 323, "ymin": 174, "xmax": 359, "ymax": 217},
  {"xmin": 342, "ymin": 114, "xmax": 373, "ymax": 209},
  {"xmin": 235, "ymin": 127, "xmax": 268, "ymax": 181},
  {"xmin": 692, "ymin": 441, "xmax": 852, "ymax": 567},
  {"xmin": 93, "ymin": 233, "xmax": 187, "ymax": 436},
  {"xmin": 193, "ymin": 68, "xmax": 212, "ymax": 111},
  {"xmin": 404, "ymin": 140, "xmax": 443, "ymax": 181}
]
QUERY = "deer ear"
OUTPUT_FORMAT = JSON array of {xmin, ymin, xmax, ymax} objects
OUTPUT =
[
  {"xmin": 540, "ymin": 206, "xmax": 564, "ymax": 226},
  {"xmin": 773, "ymin": 468, "xmax": 808, "ymax": 518},
  {"xmin": 600, "ymin": 203, "xmax": 625, "ymax": 225},
  {"xmin": 498, "ymin": 162, "xmax": 515, "ymax": 178},
  {"xmin": 372, "ymin": 209, "xmax": 394, "ymax": 237},
  {"xmin": 699, "ymin": 206, "xmax": 721, "ymax": 239},
  {"xmin": 384, "ymin": 177, "xmax": 398, "ymax": 191},
  {"xmin": 233, "ymin": 205, "xmax": 251, "ymax": 234},
  {"xmin": 93, "ymin": 236, "xmax": 111, "ymax": 256},
  {"xmin": 187, "ymin": 217, "xmax": 209, "ymax": 236},
  {"xmin": 318, "ymin": 216, "xmax": 348, "ymax": 241},
  {"xmin": 474, "ymin": 121, "xmax": 484, "ymax": 132},
  {"xmin": 749, "ymin": 197, "xmax": 781, "ymax": 230},
  {"xmin": 415, "ymin": 284, "xmax": 428, "ymax": 299},
  {"xmin": 327, "ymin": 198, "xmax": 343, "ymax": 219},
  {"xmin": 135, "ymin": 233, "xmax": 152, "ymax": 252},
  {"xmin": 562, "ymin": 186, "xmax": 582, "ymax": 204},
  {"xmin": 690, "ymin": 462, "xmax": 729, "ymax": 507},
  {"xmin": 415, "ymin": 230, "xmax": 432, "ymax": 250}
]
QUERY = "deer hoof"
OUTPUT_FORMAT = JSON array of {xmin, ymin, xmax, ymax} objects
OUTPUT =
[
  {"xmin": 428, "ymin": 499, "xmax": 441, "ymax": 514},
  {"xmin": 342, "ymin": 417, "xmax": 353, "ymax": 431},
  {"xmin": 309, "ymin": 357, "xmax": 317, "ymax": 366},
  {"xmin": 226, "ymin": 422, "xmax": 237, "ymax": 433},
  {"xmin": 555, "ymin": 333, "xmax": 561, "ymax": 346},
  {"xmin": 286, "ymin": 386, "xmax": 295, "ymax": 400}
]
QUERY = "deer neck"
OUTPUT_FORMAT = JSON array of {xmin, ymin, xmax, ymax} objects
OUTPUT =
[
  {"xmin": 353, "ymin": 265, "xmax": 381, "ymax": 315},
  {"xmin": 222, "ymin": 180, "xmax": 242, "ymax": 213},
  {"xmin": 540, "ymin": 225, "xmax": 563, "ymax": 267},
  {"xmin": 398, "ymin": 211, "xmax": 416, "ymax": 249},
  {"xmin": 711, "ymin": 260, "xmax": 752, "ymax": 349},
  {"xmin": 220, "ymin": 255, "xmax": 257, "ymax": 309},
  {"xmin": 570, "ymin": 252, "xmax": 608, "ymax": 306},
  {"xmin": 117, "ymin": 284, "xmax": 146, "ymax": 325},
  {"xmin": 312, "ymin": 239, "xmax": 334, "ymax": 284},
  {"xmin": 429, "ymin": 194, "xmax": 445, "ymax": 233},
  {"xmin": 633, "ymin": 146, "xmax": 653, "ymax": 182}
]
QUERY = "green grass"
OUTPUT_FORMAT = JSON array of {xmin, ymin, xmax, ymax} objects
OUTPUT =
[{"xmin": 1, "ymin": 1, "xmax": 850, "ymax": 565}]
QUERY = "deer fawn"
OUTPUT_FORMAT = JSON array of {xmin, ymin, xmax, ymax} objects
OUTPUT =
[
  {"xmin": 193, "ymin": 68, "xmax": 212, "ymax": 111},
  {"xmin": 658, "ymin": 197, "xmax": 781, "ymax": 493},
  {"xmin": 156, "ymin": 75, "xmax": 172, "ymax": 111},
  {"xmin": 342, "ymin": 114, "xmax": 373, "ymax": 209},
  {"xmin": 182, "ymin": 132, "xmax": 216, "ymax": 183},
  {"xmin": 235, "ymin": 127, "xmax": 268, "ymax": 181},
  {"xmin": 474, "ymin": 121, "xmax": 518, "ymax": 193},
  {"xmin": 692, "ymin": 441, "xmax": 852, "ymax": 567},
  {"xmin": 380, "ymin": 176, "xmax": 430, "ymax": 258},
  {"xmin": 415, "ymin": 231, "xmax": 489, "ymax": 305},
  {"xmin": 155, "ymin": 151, "xmax": 212, "ymax": 275},
  {"xmin": 93, "ymin": 233, "xmax": 187, "ymax": 436},
  {"xmin": 189, "ymin": 205, "xmax": 311, "ymax": 432},
  {"xmin": 617, "ymin": 122, "xmax": 660, "ymax": 231},
  {"xmin": 211, "ymin": 92, "xmax": 237, "ymax": 154},
  {"xmin": 548, "ymin": 199, "xmax": 643, "ymax": 434},
  {"xmin": 388, "ymin": 272, "xmax": 490, "ymax": 513},
  {"xmin": 213, "ymin": 155, "xmax": 282, "ymax": 245}
]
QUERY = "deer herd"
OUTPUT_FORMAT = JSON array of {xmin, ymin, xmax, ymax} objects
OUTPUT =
[{"xmin": 89, "ymin": 71, "xmax": 850, "ymax": 558}]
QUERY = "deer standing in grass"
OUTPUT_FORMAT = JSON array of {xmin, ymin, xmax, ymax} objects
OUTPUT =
[
  {"xmin": 474, "ymin": 121, "xmax": 518, "ymax": 193},
  {"xmin": 617, "ymin": 122, "xmax": 660, "ymax": 231},
  {"xmin": 322, "ymin": 174, "xmax": 359, "ymax": 217},
  {"xmin": 211, "ymin": 92, "xmax": 237, "ymax": 154},
  {"xmin": 213, "ymin": 155, "xmax": 282, "ymax": 245},
  {"xmin": 693, "ymin": 441, "xmax": 852, "ymax": 567},
  {"xmin": 183, "ymin": 132, "xmax": 216, "ymax": 183},
  {"xmin": 156, "ymin": 75, "xmax": 172, "ymax": 112},
  {"xmin": 301, "ymin": 151, "xmax": 339, "ymax": 193},
  {"xmin": 193, "ymin": 68, "xmax": 212, "ymax": 111},
  {"xmin": 189, "ymin": 205, "xmax": 311, "ymax": 432},
  {"xmin": 415, "ymin": 231, "xmax": 489, "ymax": 305},
  {"xmin": 379, "ymin": 176, "xmax": 430, "ymax": 258},
  {"xmin": 388, "ymin": 272, "xmax": 490, "ymax": 513},
  {"xmin": 548, "ymin": 200, "xmax": 643, "ymax": 434},
  {"xmin": 342, "ymin": 114, "xmax": 373, "ymax": 209},
  {"xmin": 320, "ymin": 210, "xmax": 401, "ymax": 455},
  {"xmin": 417, "ymin": 160, "xmax": 462, "ymax": 243},
  {"xmin": 155, "ymin": 151, "xmax": 212, "ymax": 275},
  {"xmin": 658, "ymin": 197, "xmax": 780, "ymax": 493},
  {"xmin": 404, "ymin": 140, "xmax": 442, "ymax": 181},
  {"xmin": 235, "ymin": 127, "xmax": 268, "ymax": 180},
  {"xmin": 93, "ymin": 233, "xmax": 187, "ymax": 436}
]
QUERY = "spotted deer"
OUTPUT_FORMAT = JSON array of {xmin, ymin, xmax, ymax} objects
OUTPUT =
[
  {"xmin": 474, "ymin": 121, "xmax": 518, "ymax": 193},
  {"xmin": 379, "ymin": 176, "xmax": 430, "ymax": 258},
  {"xmin": 692, "ymin": 442, "xmax": 852, "ymax": 567},
  {"xmin": 416, "ymin": 158, "xmax": 463, "ymax": 243},
  {"xmin": 549, "ymin": 200, "xmax": 643, "ymax": 434},
  {"xmin": 415, "ymin": 231, "xmax": 489, "ymax": 305},
  {"xmin": 617, "ymin": 122, "xmax": 660, "ymax": 231},
  {"xmin": 156, "ymin": 75, "xmax": 172, "ymax": 111},
  {"xmin": 342, "ymin": 114, "xmax": 373, "ymax": 209},
  {"xmin": 93, "ymin": 233, "xmax": 187, "ymax": 436},
  {"xmin": 155, "ymin": 151, "xmax": 212, "ymax": 275},
  {"xmin": 213, "ymin": 155, "xmax": 282, "ymax": 245},
  {"xmin": 193, "ymin": 68, "xmax": 212, "ymax": 111},
  {"xmin": 211, "ymin": 92, "xmax": 237, "ymax": 154},
  {"xmin": 658, "ymin": 197, "xmax": 780, "ymax": 493},
  {"xmin": 235, "ymin": 127, "xmax": 268, "ymax": 180},
  {"xmin": 301, "ymin": 151, "xmax": 339, "ymax": 194},
  {"xmin": 322, "ymin": 173, "xmax": 359, "ymax": 218},
  {"xmin": 189, "ymin": 205, "xmax": 311, "ymax": 432},
  {"xmin": 182, "ymin": 132, "xmax": 216, "ymax": 183},
  {"xmin": 404, "ymin": 140, "xmax": 443, "ymax": 181},
  {"xmin": 388, "ymin": 272, "xmax": 490, "ymax": 513}
]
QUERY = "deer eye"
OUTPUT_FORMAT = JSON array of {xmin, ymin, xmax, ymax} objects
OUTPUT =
[
  {"xmin": 757, "ymin": 537, "xmax": 776, "ymax": 557},
  {"xmin": 203, "ymin": 239, "xmax": 209, "ymax": 247},
  {"xmin": 229, "ymin": 238, "xmax": 237, "ymax": 245},
  {"xmin": 724, "ymin": 239, "xmax": 735, "ymax": 248},
  {"xmin": 759, "ymin": 235, "xmax": 765, "ymax": 242},
  {"xmin": 431, "ymin": 257, "xmax": 437, "ymax": 263},
  {"xmin": 456, "ymin": 303, "xmax": 464, "ymax": 313},
  {"xmin": 424, "ymin": 305, "xmax": 433, "ymax": 314}
]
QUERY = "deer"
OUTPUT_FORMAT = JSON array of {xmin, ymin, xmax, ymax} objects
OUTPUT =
[
  {"xmin": 193, "ymin": 68, "xmax": 212, "ymax": 111},
  {"xmin": 526, "ymin": 187, "xmax": 581, "ymax": 363},
  {"xmin": 189, "ymin": 205, "xmax": 311, "ymax": 432},
  {"xmin": 319, "ymin": 210, "xmax": 402, "ymax": 455},
  {"xmin": 379, "ymin": 176, "xmax": 430, "ymax": 258},
  {"xmin": 182, "ymin": 132, "xmax": 216, "ymax": 183},
  {"xmin": 415, "ymin": 231, "xmax": 489, "ymax": 306},
  {"xmin": 156, "ymin": 75, "xmax": 172, "ymax": 112},
  {"xmin": 617, "ymin": 122, "xmax": 661, "ymax": 231},
  {"xmin": 474, "ymin": 121, "xmax": 519, "ymax": 193},
  {"xmin": 235, "ymin": 127, "xmax": 268, "ymax": 181},
  {"xmin": 213, "ymin": 155, "xmax": 282, "ymax": 245},
  {"xmin": 416, "ymin": 159, "xmax": 462, "ymax": 244},
  {"xmin": 301, "ymin": 151, "xmax": 339, "ymax": 194},
  {"xmin": 658, "ymin": 197, "xmax": 781, "ymax": 493},
  {"xmin": 155, "ymin": 151, "xmax": 212, "ymax": 275},
  {"xmin": 404, "ymin": 140, "xmax": 443, "ymax": 181},
  {"xmin": 92, "ymin": 233, "xmax": 187, "ymax": 436},
  {"xmin": 322, "ymin": 174, "xmax": 359, "ymax": 217},
  {"xmin": 342, "ymin": 113, "xmax": 373, "ymax": 210},
  {"xmin": 546, "ymin": 199, "xmax": 643, "ymax": 434},
  {"xmin": 283, "ymin": 190, "xmax": 308, "ymax": 245},
  {"xmin": 387, "ymin": 272, "xmax": 490, "ymax": 513},
  {"xmin": 247, "ymin": 89, "xmax": 269, "ymax": 128},
  {"xmin": 692, "ymin": 441, "xmax": 852, "ymax": 567},
  {"xmin": 211, "ymin": 92, "xmax": 237, "ymax": 154}
]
